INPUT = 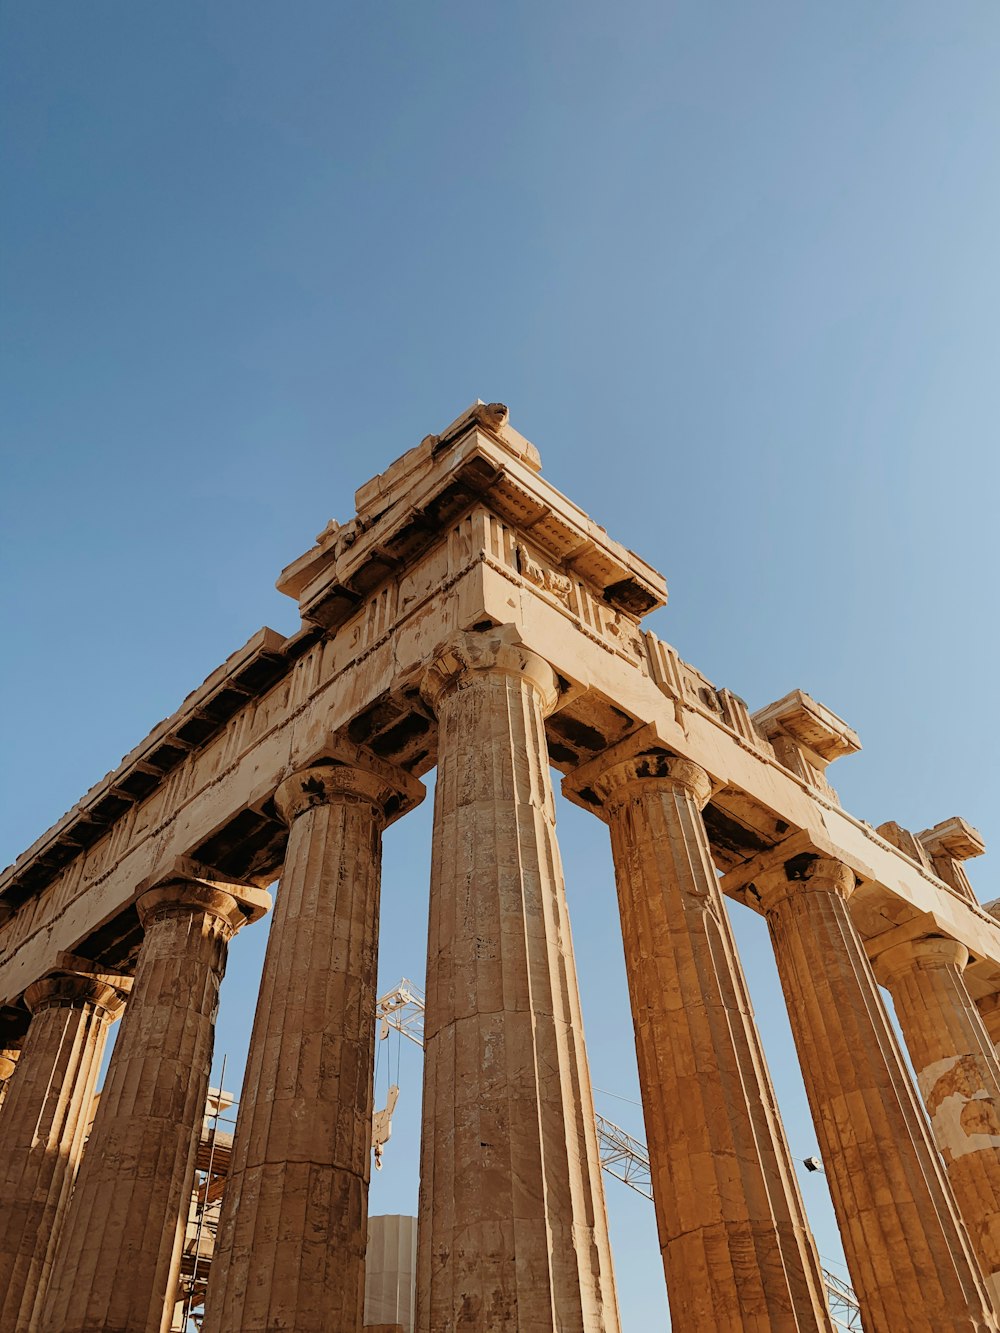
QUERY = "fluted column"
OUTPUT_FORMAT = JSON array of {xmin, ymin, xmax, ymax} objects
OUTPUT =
[
  {"xmin": 757, "ymin": 857, "xmax": 997, "ymax": 1332},
  {"xmin": 202, "ymin": 748, "xmax": 423, "ymax": 1333},
  {"xmin": 873, "ymin": 935, "xmax": 1000, "ymax": 1303},
  {"xmin": 584, "ymin": 752, "xmax": 831, "ymax": 1331},
  {"xmin": 41, "ymin": 873, "xmax": 268, "ymax": 1333},
  {"xmin": 415, "ymin": 626, "xmax": 620, "ymax": 1333},
  {"xmin": 0, "ymin": 969, "xmax": 128, "ymax": 1333}
]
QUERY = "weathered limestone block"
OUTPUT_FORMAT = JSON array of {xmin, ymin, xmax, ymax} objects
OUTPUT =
[
  {"xmin": 980, "ymin": 993, "xmax": 1000, "ymax": 1050},
  {"xmin": 752, "ymin": 690, "xmax": 860, "ymax": 806},
  {"xmin": 40, "ymin": 875, "xmax": 267, "ymax": 1333},
  {"xmin": 875, "ymin": 820, "xmax": 934, "ymax": 871},
  {"xmin": 415, "ymin": 627, "xmax": 620, "ymax": 1333},
  {"xmin": 757, "ymin": 858, "xmax": 997, "ymax": 1333},
  {"xmin": 0, "ymin": 1047, "xmax": 18, "ymax": 1110},
  {"xmin": 579, "ymin": 750, "xmax": 832, "ymax": 1331},
  {"xmin": 202, "ymin": 750, "xmax": 423, "ymax": 1333},
  {"xmin": 873, "ymin": 934, "xmax": 1000, "ymax": 1304},
  {"xmin": 0, "ymin": 970, "xmax": 128, "ymax": 1333}
]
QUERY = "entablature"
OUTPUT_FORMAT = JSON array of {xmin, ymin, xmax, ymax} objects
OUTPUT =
[
  {"xmin": 0, "ymin": 628, "xmax": 297, "ymax": 916},
  {"xmin": 3, "ymin": 405, "xmax": 997, "ymax": 1021}
]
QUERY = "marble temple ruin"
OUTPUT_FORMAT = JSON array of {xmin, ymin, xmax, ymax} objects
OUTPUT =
[{"xmin": 2, "ymin": 401, "xmax": 1000, "ymax": 1332}]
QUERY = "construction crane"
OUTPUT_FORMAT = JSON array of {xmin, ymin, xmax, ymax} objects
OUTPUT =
[
  {"xmin": 593, "ymin": 1113, "xmax": 652, "ymax": 1198},
  {"xmin": 375, "ymin": 978, "xmax": 426, "ymax": 1047},
  {"xmin": 374, "ymin": 979, "xmax": 863, "ymax": 1333}
]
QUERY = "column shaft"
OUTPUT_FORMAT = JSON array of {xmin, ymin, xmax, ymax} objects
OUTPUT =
[
  {"xmin": 876, "ymin": 937, "xmax": 1000, "ymax": 1303},
  {"xmin": 416, "ymin": 629, "xmax": 620, "ymax": 1333},
  {"xmin": 759, "ymin": 860, "xmax": 996, "ymax": 1332},
  {"xmin": 595, "ymin": 756, "xmax": 831, "ymax": 1331},
  {"xmin": 202, "ymin": 756, "xmax": 421, "ymax": 1333},
  {"xmin": 0, "ymin": 975, "xmax": 125, "ymax": 1333},
  {"xmin": 40, "ymin": 882, "xmax": 256, "ymax": 1333}
]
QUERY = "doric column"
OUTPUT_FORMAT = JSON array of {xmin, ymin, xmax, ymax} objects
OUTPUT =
[
  {"xmin": 202, "ymin": 748, "xmax": 423, "ymax": 1333},
  {"xmin": 0, "ymin": 967, "xmax": 128, "ymax": 1333},
  {"xmin": 756, "ymin": 857, "xmax": 997, "ymax": 1332},
  {"xmin": 415, "ymin": 626, "xmax": 620, "ymax": 1333},
  {"xmin": 872, "ymin": 934, "xmax": 1000, "ymax": 1303},
  {"xmin": 40, "ymin": 871, "xmax": 268, "ymax": 1333},
  {"xmin": 579, "ymin": 751, "xmax": 832, "ymax": 1331}
]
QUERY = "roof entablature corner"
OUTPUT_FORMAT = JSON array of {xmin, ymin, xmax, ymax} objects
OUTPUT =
[
  {"xmin": 752, "ymin": 689, "xmax": 860, "ymax": 805},
  {"xmin": 916, "ymin": 817, "xmax": 986, "ymax": 907},
  {"xmin": 275, "ymin": 400, "xmax": 667, "ymax": 631},
  {"xmin": 355, "ymin": 403, "xmax": 541, "ymax": 519},
  {"xmin": 918, "ymin": 816, "xmax": 985, "ymax": 863},
  {"xmin": 275, "ymin": 401, "xmax": 531, "ymax": 620}
]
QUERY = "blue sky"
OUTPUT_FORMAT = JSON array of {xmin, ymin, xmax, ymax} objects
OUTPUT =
[{"xmin": 3, "ymin": 4, "xmax": 1000, "ymax": 1327}]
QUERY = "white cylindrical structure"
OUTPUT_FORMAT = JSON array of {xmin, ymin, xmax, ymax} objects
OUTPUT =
[{"xmin": 365, "ymin": 1215, "xmax": 417, "ymax": 1333}]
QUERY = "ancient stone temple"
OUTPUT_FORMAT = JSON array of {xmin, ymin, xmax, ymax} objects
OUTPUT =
[{"xmin": 2, "ymin": 401, "xmax": 1000, "ymax": 1332}]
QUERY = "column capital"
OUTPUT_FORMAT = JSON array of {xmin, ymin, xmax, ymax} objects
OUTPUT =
[
  {"xmin": 755, "ymin": 855, "xmax": 856, "ymax": 913},
  {"xmin": 591, "ymin": 753, "xmax": 712, "ymax": 811},
  {"xmin": 24, "ymin": 973, "xmax": 129, "ymax": 1021},
  {"xmin": 136, "ymin": 862, "xmax": 271, "ymax": 934},
  {"xmin": 871, "ymin": 934, "xmax": 969, "ymax": 988},
  {"xmin": 275, "ymin": 749, "xmax": 423, "ymax": 830},
  {"xmin": 419, "ymin": 625, "xmax": 558, "ymax": 716},
  {"xmin": 562, "ymin": 722, "xmax": 720, "ymax": 825}
]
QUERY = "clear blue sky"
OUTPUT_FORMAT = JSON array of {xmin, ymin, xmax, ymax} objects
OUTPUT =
[{"xmin": 3, "ymin": 4, "xmax": 999, "ymax": 1327}]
